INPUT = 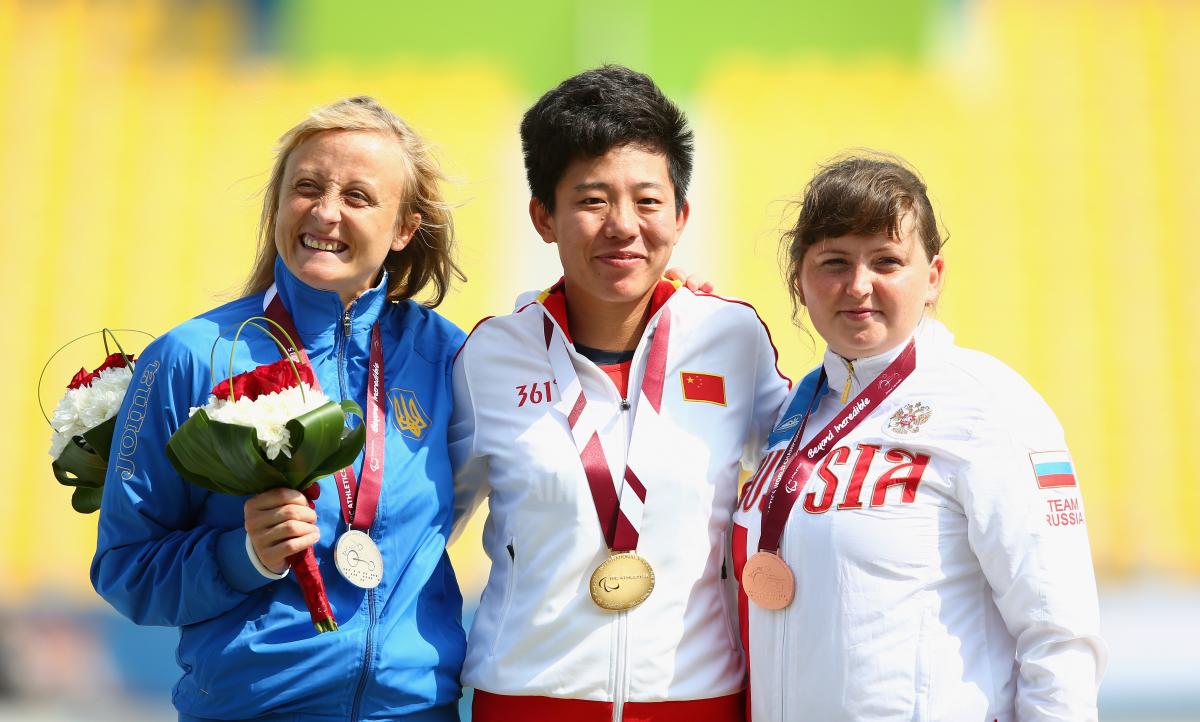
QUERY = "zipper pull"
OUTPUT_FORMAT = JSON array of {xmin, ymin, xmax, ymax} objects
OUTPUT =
[
  {"xmin": 343, "ymin": 308, "xmax": 352, "ymax": 337},
  {"xmin": 840, "ymin": 359, "xmax": 855, "ymax": 404},
  {"xmin": 620, "ymin": 398, "xmax": 630, "ymax": 411}
]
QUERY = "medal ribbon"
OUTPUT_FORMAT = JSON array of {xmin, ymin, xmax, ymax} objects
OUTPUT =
[
  {"xmin": 264, "ymin": 287, "xmax": 386, "ymax": 531},
  {"xmin": 757, "ymin": 339, "xmax": 917, "ymax": 553},
  {"xmin": 541, "ymin": 303, "xmax": 671, "ymax": 553}
]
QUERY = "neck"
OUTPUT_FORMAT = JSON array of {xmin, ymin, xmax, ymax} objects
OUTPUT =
[{"xmin": 563, "ymin": 283, "xmax": 654, "ymax": 352}]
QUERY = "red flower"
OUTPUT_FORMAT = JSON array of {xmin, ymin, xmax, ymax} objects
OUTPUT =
[
  {"xmin": 66, "ymin": 353, "xmax": 137, "ymax": 390},
  {"xmin": 94, "ymin": 353, "xmax": 133, "ymax": 374},
  {"xmin": 212, "ymin": 357, "xmax": 316, "ymax": 402},
  {"xmin": 68, "ymin": 368, "xmax": 96, "ymax": 390}
]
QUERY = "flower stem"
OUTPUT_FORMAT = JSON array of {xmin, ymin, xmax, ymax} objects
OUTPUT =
[{"xmin": 287, "ymin": 483, "xmax": 337, "ymax": 633}]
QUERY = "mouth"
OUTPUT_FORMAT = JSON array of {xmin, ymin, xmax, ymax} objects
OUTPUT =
[
  {"xmin": 840, "ymin": 308, "xmax": 878, "ymax": 321},
  {"xmin": 595, "ymin": 250, "xmax": 647, "ymax": 268},
  {"xmin": 300, "ymin": 233, "xmax": 348, "ymax": 254}
]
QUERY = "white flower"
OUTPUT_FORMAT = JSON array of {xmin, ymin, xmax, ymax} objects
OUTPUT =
[
  {"xmin": 193, "ymin": 383, "xmax": 330, "ymax": 460},
  {"xmin": 48, "ymin": 365, "xmax": 134, "ymax": 459}
]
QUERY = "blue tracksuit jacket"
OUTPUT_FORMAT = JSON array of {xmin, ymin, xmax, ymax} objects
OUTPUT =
[{"xmin": 91, "ymin": 258, "xmax": 466, "ymax": 721}]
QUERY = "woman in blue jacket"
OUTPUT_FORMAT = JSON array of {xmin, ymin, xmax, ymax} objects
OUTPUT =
[{"xmin": 91, "ymin": 96, "xmax": 467, "ymax": 721}]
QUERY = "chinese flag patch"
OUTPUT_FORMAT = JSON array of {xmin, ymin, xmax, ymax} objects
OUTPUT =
[{"xmin": 681, "ymin": 371, "xmax": 726, "ymax": 405}]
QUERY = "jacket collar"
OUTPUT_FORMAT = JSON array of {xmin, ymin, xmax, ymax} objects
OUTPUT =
[
  {"xmin": 821, "ymin": 318, "xmax": 952, "ymax": 400},
  {"xmin": 270, "ymin": 256, "xmax": 389, "ymax": 337},
  {"xmin": 536, "ymin": 277, "xmax": 681, "ymax": 344}
]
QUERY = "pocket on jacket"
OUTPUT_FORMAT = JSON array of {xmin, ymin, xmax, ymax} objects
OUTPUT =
[{"xmin": 489, "ymin": 537, "xmax": 517, "ymax": 658}]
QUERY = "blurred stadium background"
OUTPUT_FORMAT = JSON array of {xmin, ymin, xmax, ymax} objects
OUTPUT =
[{"xmin": 2, "ymin": 0, "xmax": 1197, "ymax": 719}]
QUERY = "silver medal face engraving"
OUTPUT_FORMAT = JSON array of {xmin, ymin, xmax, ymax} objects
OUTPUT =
[{"xmin": 335, "ymin": 529, "xmax": 384, "ymax": 589}]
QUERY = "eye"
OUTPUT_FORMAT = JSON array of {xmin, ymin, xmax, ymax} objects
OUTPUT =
[
  {"xmin": 876, "ymin": 256, "xmax": 903, "ymax": 270},
  {"xmin": 820, "ymin": 257, "xmax": 849, "ymax": 269},
  {"xmin": 294, "ymin": 179, "xmax": 320, "ymax": 196},
  {"xmin": 344, "ymin": 190, "xmax": 371, "ymax": 208},
  {"xmin": 581, "ymin": 196, "xmax": 606, "ymax": 207},
  {"xmin": 638, "ymin": 196, "xmax": 663, "ymax": 207}
]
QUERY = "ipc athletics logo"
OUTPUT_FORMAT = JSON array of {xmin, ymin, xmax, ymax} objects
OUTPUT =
[{"xmin": 388, "ymin": 388, "xmax": 429, "ymax": 441}]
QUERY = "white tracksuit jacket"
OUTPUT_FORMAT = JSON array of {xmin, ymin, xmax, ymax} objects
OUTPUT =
[
  {"xmin": 733, "ymin": 320, "xmax": 1107, "ymax": 722},
  {"xmin": 450, "ymin": 281, "xmax": 789, "ymax": 714}
]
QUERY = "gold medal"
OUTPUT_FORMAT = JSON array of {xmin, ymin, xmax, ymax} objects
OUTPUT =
[
  {"xmin": 741, "ymin": 551, "xmax": 795, "ymax": 609},
  {"xmin": 589, "ymin": 552, "xmax": 655, "ymax": 611}
]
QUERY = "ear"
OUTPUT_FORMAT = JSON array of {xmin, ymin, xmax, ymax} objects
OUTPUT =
[
  {"xmin": 391, "ymin": 212, "xmax": 422, "ymax": 253},
  {"xmin": 926, "ymin": 254, "xmax": 945, "ymax": 305},
  {"xmin": 673, "ymin": 199, "xmax": 691, "ymax": 241},
  {"xmin": 529, "ymin": 198, "xmax": 557, "ymax": 244}
]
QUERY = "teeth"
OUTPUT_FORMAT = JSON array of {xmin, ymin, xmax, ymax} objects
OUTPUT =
[{"xmin": 302, "ymin": 235, "xmax": 345, "ymax": 252}]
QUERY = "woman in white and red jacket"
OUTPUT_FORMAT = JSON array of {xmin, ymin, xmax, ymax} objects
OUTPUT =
[
  {"xmin": 733, "ymin": 154, "xmax": 1107, "ymax": 722},
  {"xmin": 450, "ymin": 66, "xmax": 789, "ymax": 722}
]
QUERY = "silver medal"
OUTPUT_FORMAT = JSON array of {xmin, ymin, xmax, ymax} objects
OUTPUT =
[{"xmin": 334, "ymin": 529, "xmax": 384, "ymax": 589}]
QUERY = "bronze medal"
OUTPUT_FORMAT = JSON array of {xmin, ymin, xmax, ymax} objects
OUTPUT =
[
  {"xmin": 589, "ymin": 552, "xmax": 655, "ymax": 611},
  {"xmin": 742, "ymin": 551, "xmax": 795, "ymax": 609}
]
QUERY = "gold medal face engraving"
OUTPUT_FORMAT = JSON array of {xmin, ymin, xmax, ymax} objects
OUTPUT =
[
  {"xmin": 742, "ymin": 551, "xmax": 795, "ymax": 610},
  {"xmin": 589, "ymin": 552, "xmax": 655, "ymax": 611}
]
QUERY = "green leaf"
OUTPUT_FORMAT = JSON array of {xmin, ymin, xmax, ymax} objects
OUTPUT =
[
  {"xmin": 71, "ymin": 486, "xmax": 103, "ymax": 514},
  {"xmin": 82, "ymin": 416, "xmax": 118, "ymax": 463},
  {"xmin": 204, "ymin": 416, "xmax": 290, "ymax": 492},
  {"xmin": 275, "ymin": 401, "xmax": 356, "ymax": 487},
  {"xmin": 52, "ymin": 437, "xmax": 108, "ymax": 489},
  {"xmin": 166, "ymin": 400, "xmax": 367, "ymax": 498},
  {"xmin": 165, "ymin": 411, "xmax": 263, "ymax": 496}
]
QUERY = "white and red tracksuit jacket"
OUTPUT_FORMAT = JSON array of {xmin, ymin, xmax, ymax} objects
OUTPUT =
[
  {"xmin": 450, "ymin": 280, "xmax": 789, "ymax": 721},
  {"xmin": 733, "ymin": 320, "xmax": 1107, "ymax": 722}
]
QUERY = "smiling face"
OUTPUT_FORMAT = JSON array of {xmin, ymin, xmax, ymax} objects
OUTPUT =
[
  {"xmin": 799, "ymin": 213, "xmax": 944, "ymax": 359},
  {"xmin": 530, "ymin": 144, "xmax": 689, "ymax": 317},
  {"xmin": 274, "ymin": 130, "xmax": 419, "ymax": 306}
]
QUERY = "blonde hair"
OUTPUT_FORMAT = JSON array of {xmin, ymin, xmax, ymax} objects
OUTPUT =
[{"xmin": 245, "ymin": 96, "xmax": 463, "ymax": 306}]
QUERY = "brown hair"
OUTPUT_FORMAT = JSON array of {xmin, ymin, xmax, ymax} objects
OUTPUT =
[
  {"xmin": 244, "ymin": 96, "xmax": 463, "ymax": 306},
  {"xmin": 781, "ymin": 152, "xmax": 944, "ymax": 322}
]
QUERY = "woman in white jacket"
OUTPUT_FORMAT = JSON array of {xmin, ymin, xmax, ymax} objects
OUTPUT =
[{"xmin": 732, "ymin": 153, "xmax": 1107, "ymax": 722}]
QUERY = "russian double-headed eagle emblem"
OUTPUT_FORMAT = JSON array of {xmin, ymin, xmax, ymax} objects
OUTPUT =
[{"xmin": 887, "ymin": 402, "xmax": 931, "ymax": 435}]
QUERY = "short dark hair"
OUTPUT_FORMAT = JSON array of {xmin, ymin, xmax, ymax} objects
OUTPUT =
[
  {"xmin": 782, "ymin": 152, "xmax": 944, "ymax": 322},
  {"xmin": 520, "ymin": 65, "xmax": 694, "ymax": 213}
]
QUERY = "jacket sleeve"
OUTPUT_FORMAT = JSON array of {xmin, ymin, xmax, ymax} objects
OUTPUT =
[
  {"xmin": 741, "ymin": 308, "xmax": 790, "ymax": 470},
  {"xmin": 90, "ymin": 333, "xmax": 275, "ymax": 627},
  {"xmin": 448, "ymin": 342, "xmax": 490, "ymax": 544},
  {"xmin": 955, "ymin": 377, "xmax": 1107, "ymax": 721}
]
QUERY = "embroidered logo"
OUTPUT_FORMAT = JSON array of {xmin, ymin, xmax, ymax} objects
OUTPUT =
[
  {"xmin": 681, "ymin": 371, "xmax": 726, "ymax": 405},
  {"xmin": 886, "ymin": 402, "xmax": 931, "ymax": 435},
  {"xmin": 1029, "ymin": 451, "xmax": 1077, "ymax": 488},
  {"xmin": 389, "ymin": 388, "xmax": 429, "ymax": 440}
]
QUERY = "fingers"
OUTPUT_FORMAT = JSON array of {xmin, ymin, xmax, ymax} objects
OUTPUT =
[
  {"xmin": 244, "ymin": 489, "xmax": 320, "ymax": 574},
  {"xmin": 664, "ymin": 267, "xmax": 715, "ymax": 294}
]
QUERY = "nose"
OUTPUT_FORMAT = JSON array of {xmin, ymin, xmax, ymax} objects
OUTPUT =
[
  {"xmin": 603, "ymin": 200, "xmax": 638, "ymax": 239},
  {"xmin": 311, "ymin": 193, "xmax": 342, "ymax": 224},
  {"xmin": 847, "ymin": 263, "xmax": 873, "ymax": 297}
]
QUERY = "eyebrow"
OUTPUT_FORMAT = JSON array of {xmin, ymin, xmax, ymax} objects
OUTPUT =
[{"xmin": 572, "ymin": 181, "xmax": 667, "ymax": 192}]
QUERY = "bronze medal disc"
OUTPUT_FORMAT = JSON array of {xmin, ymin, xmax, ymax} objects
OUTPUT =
[
  {"xmin": 741, "ymin": 551, "xmax": 795, "ymax": 610},
  {"xmin": 589, "ymin": 552, "xmax": 655, "ymax": 611}
]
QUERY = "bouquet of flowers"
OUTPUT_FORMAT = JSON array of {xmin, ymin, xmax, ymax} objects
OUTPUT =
[
  {"xmin": 165, "ymin": 318, "xmax": 364, "ymax": 633},
  {"xmin": 44, "ymin": 330, "xmax": 146, "ymax": 514}
]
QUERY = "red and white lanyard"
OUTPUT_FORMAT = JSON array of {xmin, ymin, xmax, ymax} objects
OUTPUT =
[
  {"xmin": 264, "ymin": 288, "xmax": 386, "ymax": 532},
  {"xmin": 541, "ymin": 306, "xmax": 672, "ymax": 553},
  {"xmin": 757, "ymin": 339, "xmax": 917, "ymax": 553}
]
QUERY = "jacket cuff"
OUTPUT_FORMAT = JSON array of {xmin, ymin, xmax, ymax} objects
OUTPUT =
[{"xmin": 216, "ymin": 527, "xmax": 282, "ymax": 593}]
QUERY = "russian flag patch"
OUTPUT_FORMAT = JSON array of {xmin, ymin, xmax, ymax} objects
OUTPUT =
[{"xmin": 1029, "ymin": 451, "xmax": 1077, "ymax": 488}]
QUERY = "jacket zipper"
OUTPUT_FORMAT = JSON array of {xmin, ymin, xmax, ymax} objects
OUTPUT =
[
  {"xmin": 341, "ymin": 299, "xmax": 379, "ymax": 722},
  {"xmin": 612, "ymin": 369, "xmax": 634, "ymax": 722},
  {"xmin": 565, "ymin": 317, "xmax": 655, "ymax": 722}
]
